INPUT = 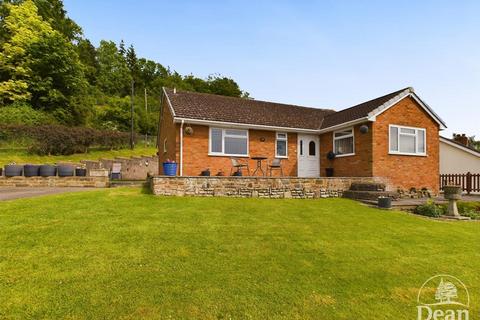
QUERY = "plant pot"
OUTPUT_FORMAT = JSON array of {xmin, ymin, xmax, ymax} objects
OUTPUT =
[
  {"xmin": 0, "ymin": 168, "xmax": 3, "ymax": 176},
  {"xmin": 24, "ymin": 164, "xmax": 40, "ymax": 177},
  {"xmin": 443, "ymin": 185, "xmax": 462, "ymax": 200},
  {"xmin": 75, "ymin": 168, "xmax": 87, "ymax": 177},
  {"xmin": 325, "ymin": 168, "xmax": 334, "ymax": 177},
  {"xmin": 4, "ymin": 165, "xmax": 23, "ymax": 177},
  {"xmin": 162, "ymin": 162, "xmax": 177, "ymax": 176},
  {"xmin": 58, "ymin": 165, "xmax": 74, "ymax": 177},
  {"xmin": 39, "ymin": 165, "xmax": 57, "ymax": 177},
  {"xmin": 378, "ymin": 197, "xmax": 392, "ymax": 209}
]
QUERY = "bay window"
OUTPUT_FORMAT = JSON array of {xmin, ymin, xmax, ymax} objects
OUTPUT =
[
  {"xmin": 389, "ymin": 125, "xmax": 426, "ymax": 155},
  {"xmin": 209, "ymin": 128, "xmax": 248, "ymax": 156},
  {"xmin": 333, "ymin": 128, "xmax": 355, "ymax": 156},
  {"xmin": 275, "ymin": 132, "xmax": 288, "ymax": 158}
]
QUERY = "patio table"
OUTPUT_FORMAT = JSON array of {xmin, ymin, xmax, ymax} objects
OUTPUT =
[{"xmin": 251, "ymin": 156, "xmax": 267, "ymax": 176}]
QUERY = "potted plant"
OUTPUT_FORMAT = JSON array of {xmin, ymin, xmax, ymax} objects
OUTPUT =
[
  {"xmin": 162, "ymin": 159, "xmax": 177, "ymax": 176},
  {"xmin": 443, "ymin": 184, "xmax": 462, "ymax": 217}
]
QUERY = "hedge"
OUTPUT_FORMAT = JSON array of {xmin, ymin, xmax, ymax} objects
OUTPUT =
[{"xmin": 0, "ymin": 125, "xmax": 133, "ymax": 155}]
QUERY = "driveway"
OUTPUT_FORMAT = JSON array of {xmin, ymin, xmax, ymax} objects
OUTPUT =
[{"xmin": 0, "ymin": 187, "xmax": 97, "ymax": 201}]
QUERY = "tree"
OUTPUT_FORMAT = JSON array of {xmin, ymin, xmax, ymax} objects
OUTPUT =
[
  {"xmin": 76, "ymin": 38, "xmax": 98, "ymax": 85},
  {"xmin": 207, "ymin": 74, "xmax": 246, "ymax": 97},
  {"xmin": 435, "ymin": 278, "xmax": 458, "ymax": 304},
  {"xmin": 96, "ymin": 40, "xmax": 131, "ymax": 96}
]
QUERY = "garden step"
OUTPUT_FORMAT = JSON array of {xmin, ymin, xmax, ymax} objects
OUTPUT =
[
  {"xmin": 343, "ymin": 190, "xmax": 399, "ymax": 201},
  {"xmin": 349, "ymin": 182, "xmax": 386, "ymax": 192},
  {"xmin": 110, "ymin": 180, "xmax": 147, "ymax": 188}
]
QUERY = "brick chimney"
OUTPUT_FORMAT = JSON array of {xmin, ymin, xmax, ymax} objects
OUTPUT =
[{"xmin": 453, "ymin": 133, "xmax": 469, "ymax": 146}]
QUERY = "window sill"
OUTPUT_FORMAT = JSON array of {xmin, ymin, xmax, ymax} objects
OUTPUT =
[
  {"xmin": 335, "ymin": 153, "xmax": 355, "ymax": 158},
  {"xmin": 388, "ymin": 152, "xmax": 427, "ymax": 157},
  {"xmin": 275, "ymin": 156, "xmax": 288, "ymax": 159},
  {"xmin": 208, "ymin": 153, "xmax": 250, "ymax": 158}
]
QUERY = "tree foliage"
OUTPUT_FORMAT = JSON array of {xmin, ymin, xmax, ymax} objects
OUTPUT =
[{"xmin": 0, "ymin": 0, "xmax": 248, "ymax": 135}]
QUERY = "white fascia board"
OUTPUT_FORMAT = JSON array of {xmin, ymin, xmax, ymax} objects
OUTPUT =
[
  {"xmin": 173, "ymin": 117, "xmax": 321, "ymax": 133},
  {"xmin": 318, "ymin": 117, "xmax": 371, "ymax": 134},
  {"xmin": 162, "ymin": 87, "xmax": 176, "ymax": 117},
  {"xmin": 440, "ymin": 136, "xmax": 480, "ymax": 158}
]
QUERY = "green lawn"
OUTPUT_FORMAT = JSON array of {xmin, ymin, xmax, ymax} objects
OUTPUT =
[
  {"xmin": 1, "ymin": 188, "xmax": 479, "ymax": 319},
  {"xmin": 0, "ymin": 146, "xmax": 157, "ymax": 166}
]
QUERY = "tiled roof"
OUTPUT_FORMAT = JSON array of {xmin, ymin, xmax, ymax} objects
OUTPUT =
[
  {"xmin": 320, "ymin": 88, "xmax": 410, "ymax": 129},
  {"xmin": 164, "ymin": 87, "xmax": 425, "ymax": 131},
  {"xmin": 165, "ymin": 88, "xmax": 335, "ymax": 130}
]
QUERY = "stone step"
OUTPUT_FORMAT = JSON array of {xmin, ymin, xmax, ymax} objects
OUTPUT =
[
  {"xmin": 343, "ymin": 190, "xmax": 399, "ymax": 201},
  {"xmin": 349, "ymin": 182, "xmax": 386, "ymax": 192},
  {"xmin": 110, "ymin": 180, "xmax": 147, "ymax": 188}
]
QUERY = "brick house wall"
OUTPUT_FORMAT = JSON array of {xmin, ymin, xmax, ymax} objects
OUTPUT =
[
  {"xmin": 372, "ymin": 96, "xmax": 440, "ymax": 192},
  {"xmin": 158, "ymin": 96, "xmax": 179, "ymax": 173},
  {"xmin": 319, "ymin": 123, "xmax": 373, "ymax": 177},
  {"xmin": 181, "ymin": 124, "xmax": 298, "ymax": 176}
]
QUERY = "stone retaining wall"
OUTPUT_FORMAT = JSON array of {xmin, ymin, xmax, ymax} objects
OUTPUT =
[
  {"xmin": 150, "ymin": 176, "xmax": 387, "ymax": 199},
  {"xmin": 0, "ymin": 176, "xmax": 109, "ymax": 188}
]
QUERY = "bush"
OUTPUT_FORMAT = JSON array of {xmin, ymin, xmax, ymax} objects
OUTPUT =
[
  {"xmin": 0, "ymin": 104, "xmax": 57, "ymax": 125},
  {"xmin": 415, "ymin": 200, "xmax": 443, "ymax": 217},
  {"xmin": 0, "ymin": 125, "xmax": 132, "ymax": 155}
]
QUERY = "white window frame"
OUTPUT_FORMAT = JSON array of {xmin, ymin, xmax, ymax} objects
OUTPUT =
[
  {"xmin": 208, "ymin": 127, "xmax": 249, "ymax": 157},
  {"xmin": 275, "ymin": 132, "xmax": 288, "ymax": 158},
  {"xmin": 389, "ymin": 124, "xmax": 427, "ymax": 156},
  {"xmin": 163, "ymin": 138, "xmax": 167, "ymax": 153},
  {"xmin": 333, "ymin": 127, "xmax": 355, "ymax": 157}
]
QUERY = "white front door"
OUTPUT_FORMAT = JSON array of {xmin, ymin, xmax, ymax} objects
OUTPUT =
[{"xmin": 297, "ymin": 134, "xmax": 320, "ymax": 177}]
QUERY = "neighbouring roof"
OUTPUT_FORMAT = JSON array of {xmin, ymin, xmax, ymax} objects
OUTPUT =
[
  {"xmin": 164, "ymin": 88, "xmax": 335, "ymax": 130},
  {"xmin": 164, "ymin": 86, "xmax": 446, "ymax": 131},
  {"xmin": 440, "ymin": 136, "xmax": 480, "ymax": 157}
]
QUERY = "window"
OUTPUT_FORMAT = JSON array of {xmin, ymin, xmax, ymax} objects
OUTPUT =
[
  {"xmin": 389, "ymin": 125, "xmax": 426, "ymax": 155},
  {"xmin": 163, "ymin": 138, "xmax": 167, "ymax": 153},
  {"xmin": 299, "ymin": 140, "xmax": 303, "ymax": 156},
  {"xmin": 333, "ymin": 128, "xmax": 354, "ymax": 156},
  {"xmin": 309, "ymin": 141, "xmax": 316, "ymax": 156},
  {"xmin": 275, "ymin": 132, "xmax": 288, "ymax": 158},
  {"xmin": 209, "ymin": 128, "xmax": 248, "ymax": 156}
]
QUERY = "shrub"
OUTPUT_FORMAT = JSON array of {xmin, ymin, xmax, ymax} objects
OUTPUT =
[
  {"xmin": 0, "ymin": 125, "xmax": 132, "ymax": 155},
  {"xmin": 0, "ymin": 104, "xmax": 57, "ymax": 125},
  {"xmin": 415, "ymin": 200, "xmax": 443, "ymax": 217}
]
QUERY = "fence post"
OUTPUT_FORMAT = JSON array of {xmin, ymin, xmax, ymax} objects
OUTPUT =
[{"xmin": 466, "ymin": 172, "xmax": 472, "ymax": 195}]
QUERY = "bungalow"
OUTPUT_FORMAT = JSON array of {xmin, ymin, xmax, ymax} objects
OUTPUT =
[
  {"xmin": 157, "ymin": 87, "xmax": 446, "ymax": 193},
  {"xmin": 440, "ymin": 135, "xmax": 480, "ymax": 174}
]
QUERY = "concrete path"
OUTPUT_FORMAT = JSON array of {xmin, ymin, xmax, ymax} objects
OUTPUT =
[{"xmin": 0, "ymin": 187, "xmax": 98, "ymax": 201}]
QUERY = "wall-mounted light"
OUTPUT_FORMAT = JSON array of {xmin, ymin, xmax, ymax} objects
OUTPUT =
[
  {"xmin": 359, "ymin": 125, "xmax": 369, "ymax": 134},
  {"xmin": 260, "ymin": 137, "xmax": 266, "ymax": 142},
  {"xmin": 184, "ymin": 126, "xmax": 194, "ymax": 135}
]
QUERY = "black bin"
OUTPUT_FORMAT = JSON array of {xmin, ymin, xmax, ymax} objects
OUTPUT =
[
  {"xmin": 39, "ymin": 165, "xmax": 57, "ymax": 177},
  {"xmin": 24, "ymin": 164, "xmax": 40, "ymax": 177},
  {"xmin": 325, "ymin": 168, "xmax": 334, "ymax": 177},
  {"xmin": 4, "ymin": 165, "xmax": 23, "ymax": 177}
]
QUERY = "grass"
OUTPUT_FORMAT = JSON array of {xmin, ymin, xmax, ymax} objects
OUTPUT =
[
  {"xmin": 1, "ymin": 188, "xmax": 480, "ymax": 319},
  {"xmin": 0, "ymin": 146, "xmax": 157, "ymax": 166}
]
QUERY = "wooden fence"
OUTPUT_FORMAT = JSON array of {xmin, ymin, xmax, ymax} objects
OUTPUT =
[{"xmin": 440, "ymin": 172, "xmax": 480, "ymax": 194}]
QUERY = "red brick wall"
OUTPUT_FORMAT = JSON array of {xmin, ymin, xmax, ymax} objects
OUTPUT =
[
  {"xmin": 158, "ymin": 96, "xmax": 179, "ymax": 174},
  {"xmin": 181, "ymin": 124, "xmax": 298, "ymax": 176},
  {"xmin": 319, "ymin": 123, "xmax": 373, "ymax": 177},
  {"xmin": 372, "ymin": 96, "xmax": 440, "ymax": 192}
]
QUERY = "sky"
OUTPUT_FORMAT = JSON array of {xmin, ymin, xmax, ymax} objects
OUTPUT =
[{"xmin": 63, "ymin": 0, "xmax": 480, "ymax": 137}]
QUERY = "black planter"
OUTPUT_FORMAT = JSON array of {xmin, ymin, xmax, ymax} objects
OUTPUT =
[
  {"xmin": 58, "ymin": 165, "xmax": 74, "ymax": 177},
  {"xmin": 39, "ymin": 165, "xmax": 57, "ymax": 177},
  {"xmin": 325, "ymin": 168, "xmax": 334, "ymax": 177},
  {"xmin": 378, "ymin": 197, "xmax": 392, "ymax": 209},
  {"xmin": 0, "ymin": 168, "xmax": 2, "ymax": 176},
  {"xmin": 75, "ymin": 168, "xmax": 87, "ymax": 177},
  {"xmin": 24, "ymin": 164, "xmax": 40, "ymax": 177},
  {"xmin": 4, "ymin": 165, "xmax": 23, "ymax": 177}
]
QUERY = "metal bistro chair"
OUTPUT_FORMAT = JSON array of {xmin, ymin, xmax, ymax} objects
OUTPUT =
[
  {"xmin": 268, "ymin": 158, "xmax": 284, "ymax": 176},
  {"xmin": 230, "ymin": 158, "xmax": 250, "ymax": 176},
  {"xmin": 111, "ymin": 163, "xmax": 122, "ymax": 180}
]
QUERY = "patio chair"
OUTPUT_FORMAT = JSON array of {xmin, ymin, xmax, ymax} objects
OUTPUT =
[
  {"xmin": 230, "ymin": 158, "xmax": 250, "ymax": 176},
  {"xmin": 111, "ymin": 163, "xmax": 122, "ymax": 180},
  {"xmin": 268, "ymin": 158, "xmax": 284, "ymax": 176}
]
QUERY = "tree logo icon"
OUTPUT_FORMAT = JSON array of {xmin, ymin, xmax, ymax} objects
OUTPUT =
[{"xmin": 417, "ymin": 274, "xmax": 470, "ymax": 320}]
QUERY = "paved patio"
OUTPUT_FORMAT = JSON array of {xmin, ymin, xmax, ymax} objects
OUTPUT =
[{"xmin": 0, "ymin": 187, "xmax": 97, "ymax": 201}]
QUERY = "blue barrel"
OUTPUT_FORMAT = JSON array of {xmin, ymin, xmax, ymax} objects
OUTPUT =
[{"xmin": 163, "ymin": 162, "xmax": 177, "ymax": 176}]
